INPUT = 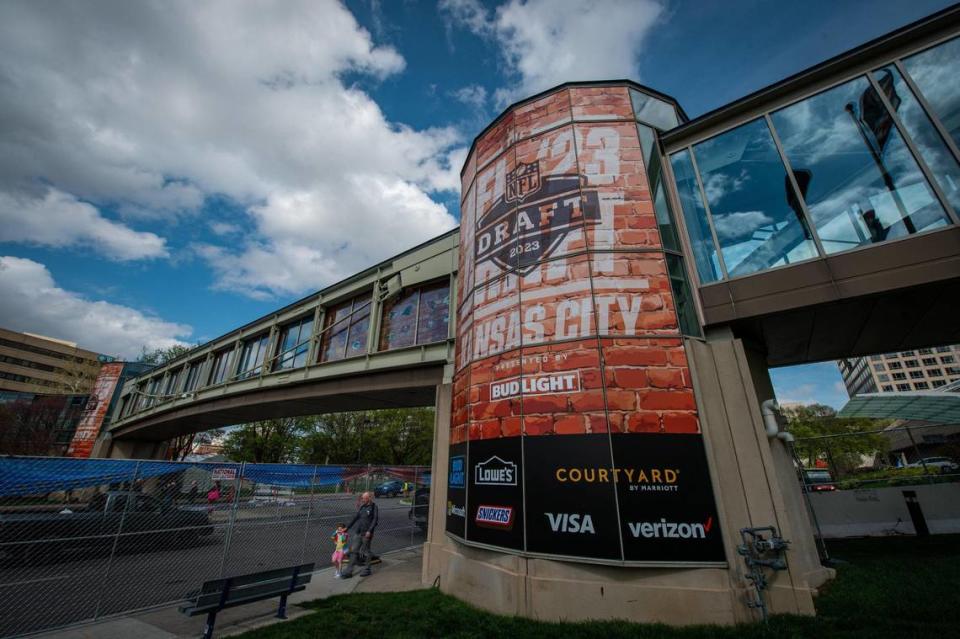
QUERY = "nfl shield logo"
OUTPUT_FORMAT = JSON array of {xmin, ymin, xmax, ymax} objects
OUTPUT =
[{"xmin": 505, "ymin": 161, "xmax": 541, "ymax": 203}]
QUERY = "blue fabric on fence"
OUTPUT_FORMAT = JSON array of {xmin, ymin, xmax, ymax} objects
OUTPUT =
[{"xmin": 0, "ymin": 458, "xmax": 349, "ymax": 497}]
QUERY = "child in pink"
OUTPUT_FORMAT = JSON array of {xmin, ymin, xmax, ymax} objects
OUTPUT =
[{"xmin": 331, "ymin": 524, "xmax": 348, "ymax": 578}]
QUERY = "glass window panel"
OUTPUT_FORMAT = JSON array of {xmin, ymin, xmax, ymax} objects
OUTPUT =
[
  {"xmin": 416, "ymin": 281, "xmax": 450, "ymax": 345},
  {"xmin": 692, "ymin": 118, "xmax": 818, "ymax": 276},
  {"xmin": 345, "ymin": 298, "xmax": 371, "ymax": 358},
  {"xmin": 209, "ymin": 349, "xmax": 234, "ymax": 385},
  {"xmin": 669, "ymin": 149, "xmax": 722, "ymax": 282},
  {"xmin": 320, "ymin": 299, "xmax": 353, "ymax": 362},
  {"xmin": 183, "ymin": 361, "xmax": 202, "ymax": 392},
  {"xmin": 380, "ymin": 289, "xmax": 420, "ymax": 351},
  {"xmin": 666, "ymin": 254, "xmax": 701, "ymax": 336},
  {"xmin": 638, "ymin": 124, "xmax": 681, "ymax": 251},
  {"xmin": 771, "ymin": 76, "xmax": 950, "ymax": 254},
  {"xmin": 874, "ymin": 65, "xmax": 960, "ymax": 213},
  {"xmin": 237, "ymin": 334, "xmax": 269, "ymax": 379},
  {"xmin": 630, "ymin": 89, "xmax": 679, "ymax": 130},
  {"xmin": 902, "ymin": 36, "xmax": 960, "ymax": 149},
  {"xmin": 276, "ymin": 317, "xmax": 313, "ymax": 370}
]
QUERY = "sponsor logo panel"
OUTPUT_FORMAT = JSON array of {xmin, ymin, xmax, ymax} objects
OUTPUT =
[
  {"xmin": 612, "ymin": 433, "xmax": 725, "ymax": 562},
  {"xmin": 522, "ymin": 434, "xmax": 621, "ymax": 560},
  {"xmin": 466, "ymin": 436, "xmax": 524, "ymax": 550},
  {"xmin": 445, "ymin": 442, "xmax": 468, "ymax": 539}
]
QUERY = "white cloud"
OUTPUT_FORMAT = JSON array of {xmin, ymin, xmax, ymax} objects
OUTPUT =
[
  {"xmin": 711, "ymin": 210, "xmax": 774, "ymax": 241},
  {"xmin": 0, "ymin": 189, "xmax": 168, "ymax": 260},
  {"xmin": 441, "ymin": 0, "xmax": 664, "ymax": 106},
  {"xmin": 0, "ymin": 0, "xmax": 464, "ymax": 296},
  {"xmin": 0, "ymin": 256, "xmax": 191, "ymax": 359},
  {"xmin": 451, "ymin": 84, "xmax": 488, "ymax": 108}
]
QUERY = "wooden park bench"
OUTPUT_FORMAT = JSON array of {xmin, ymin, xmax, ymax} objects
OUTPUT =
[{"xmin": 180, "ymin": 562, "xmax": 314, "ymax": 639}]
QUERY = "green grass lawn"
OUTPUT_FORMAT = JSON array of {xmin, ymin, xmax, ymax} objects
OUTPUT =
[{"xmin": 237, "ymin": 535, "xmax": 960, "ymax": 639}]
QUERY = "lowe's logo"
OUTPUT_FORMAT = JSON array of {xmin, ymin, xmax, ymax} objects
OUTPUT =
[{"xmin": 475, "ymin": 456, "xmax": 517, "ymax": 486}]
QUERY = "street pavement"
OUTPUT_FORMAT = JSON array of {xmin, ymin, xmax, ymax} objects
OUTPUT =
[
  {"xmin": 0, "ymin": 496, "xmax": 423, "ymax": 638},
  {"xmin": 29, "ymin": 546, "xmax": 425, "ymax": 639}
]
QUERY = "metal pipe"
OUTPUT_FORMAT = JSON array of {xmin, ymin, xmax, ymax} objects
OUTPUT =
[{"xmin": 761, "ymin": 399, "xmax": 780, "ymax": 438}]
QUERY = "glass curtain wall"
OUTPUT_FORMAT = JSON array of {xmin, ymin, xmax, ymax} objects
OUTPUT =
[
  {"xmin": 636, "ymin": 121, "xmax": 701, "ymax": 336},
  {"xmin": 667, "ymin": 34, "xmax": 959, "ymax": 282}
]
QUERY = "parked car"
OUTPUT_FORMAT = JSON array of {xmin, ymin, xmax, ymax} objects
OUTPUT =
[
  {"xmin": 906, "ymin": 457, "xmax": 960, "ymax": 474},
  {"xmin": 409, "ymin": 486, "xmax": 429, "ymax": 530},
  {"xmin": 0, "ymin": 491, "xmax": 214, "ymax": 564},
  {"xmin": 374, "ymin": 480, "xmax": 404, "ymax": 498},
  {"xmin": 802, "ymin": 469, "xmax": 836, "ymax": 492}
]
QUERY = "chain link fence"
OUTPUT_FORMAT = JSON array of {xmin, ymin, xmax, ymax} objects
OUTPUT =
[
  {"xmin": 0, "ymin": 456, "xmax": 429, "ymax": 638},
  {"xmin": 791, "ymin": 422, "xmax": 960, "ymax": 553}
]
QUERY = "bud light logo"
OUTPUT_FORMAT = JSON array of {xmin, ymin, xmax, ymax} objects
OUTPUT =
[{"xmin": 449, "ymin": 455, "xmax": 465, "ymax": 489}]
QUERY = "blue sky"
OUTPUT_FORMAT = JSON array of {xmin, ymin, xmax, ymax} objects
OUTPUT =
[{"xmin": 0, "ymin": 0, "xmax": 952, "ymax": 408}]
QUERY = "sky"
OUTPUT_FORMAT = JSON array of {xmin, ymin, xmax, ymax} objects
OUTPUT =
[{"xmin": 0, "ymin": 0, "xmax": 953, "ymax": 409}]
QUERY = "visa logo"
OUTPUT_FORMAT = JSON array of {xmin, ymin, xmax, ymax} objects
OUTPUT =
[{"xmin": 545, "ymin": 512, "xmax": 595, "ymax": 534}]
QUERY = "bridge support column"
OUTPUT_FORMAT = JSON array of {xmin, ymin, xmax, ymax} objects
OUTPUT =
[{"xmin": 423, "ymin": 380, "xmax": 451, "ymax": 586}]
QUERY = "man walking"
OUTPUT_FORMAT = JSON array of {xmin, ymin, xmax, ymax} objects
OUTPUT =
[{"xmin": 341, "ymin": 491, "xmax": 378, "ymax": 578}]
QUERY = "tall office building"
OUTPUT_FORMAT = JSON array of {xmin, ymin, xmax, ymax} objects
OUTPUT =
[
  {"xmin": 0, "ymin": 327, "xmax": 105, "ymax": 395},
  {"xmin": 838, "ymin": 345, "xmax": 960, "ymax": 397}
]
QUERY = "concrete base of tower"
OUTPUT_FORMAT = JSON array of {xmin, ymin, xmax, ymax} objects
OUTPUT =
[{"xmin": 422, "ymin": 535, "xmax": 826, "ymax": 625}]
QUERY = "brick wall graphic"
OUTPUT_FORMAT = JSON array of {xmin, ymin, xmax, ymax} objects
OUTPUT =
[
  {"xmin": 66, "ymin": 362, "xmax": 124, "ymax": 459},
  {"xmin": 448, "ymin": 85, "xmax": 725, "ymax": 564}
]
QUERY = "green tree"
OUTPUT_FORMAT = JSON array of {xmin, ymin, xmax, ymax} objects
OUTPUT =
[
  {"xmin": 785, "ymin": 403, "xmax": 889, "ymax": 476},
  {"xmin": 222, "ymin": 417, "xmax": 305, "ymax": 463},
  {"xmin": 137, "ymin": 344, "xmax": 192, "ymax": 365},
  {"xmin": 298, "ymin": 408, "xmax": 434, "ymax": 465}
]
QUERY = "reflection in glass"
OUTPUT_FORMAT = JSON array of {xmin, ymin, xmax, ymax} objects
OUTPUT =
[
  {"xmin": 320, "ymin": 295, "xmax": 371, "ymax": 362},
  {"xmin": 630, "ymin": 89, "xmax": 679, "ymax": 130},
  {"xmin": 237, "ymin": 334, "xmax": 270, "ymax": 379},
  {"xmin": 692, "ymin": 118, "xmax": 817, "ymax": 276},
  {"xmin": 666, "ymin": 254, "xmax": 701, "ymax": 336},
  {"xmin": 875, "ymin": 65, "xmax": 960, "ymax": 213},
  {"xmin": 902, "ymin": 36, "xmax": 960, "ymax": 149},
  {"xmin": 380, "ymin": 289, "xmax": 420, "ymax": 351},
  {"xmin": 208, "ymin": 349, "xmax": 234, "ymax": 386},
  {"xmin": 275, "ymin": 316, "xmax": 314, "ymax": 370},
  {"xmin": 182, "ymin": 361, "xmax": 203, "ymax": 392},
  {"xmin": 771, "ymin": 76, "xmax": 950, "ymax": 254},
  {"xmin": 416, "ymin": 281, "xmax": 450, "ymax": 345},
  {"xmin": 669, "ymin": 149, "xmax": 722, "ymax": 282},
  {"xmin": 638, "ymin": 124, "xmax": 680, "ymax": 251}
]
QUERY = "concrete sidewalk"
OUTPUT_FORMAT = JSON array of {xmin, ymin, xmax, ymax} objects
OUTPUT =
[{"xmin": 32, "ymin": 547, "xmax": 424, "ymax": 639}]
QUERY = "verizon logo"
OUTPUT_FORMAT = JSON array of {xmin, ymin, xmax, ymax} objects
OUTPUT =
[{"xmin": 628, "ymin": 517, "xmax": 713, "ymax": 539}]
